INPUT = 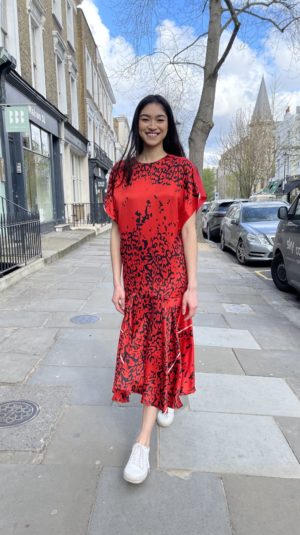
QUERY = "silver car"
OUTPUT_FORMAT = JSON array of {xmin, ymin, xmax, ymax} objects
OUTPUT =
[{"xmin": 220, "ymin": 201, "xmax": 289, "ymax": 265}]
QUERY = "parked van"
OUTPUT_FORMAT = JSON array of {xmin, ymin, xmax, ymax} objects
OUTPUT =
[{"xmin": 271, "ymin": 193, "xmax": 300, "ymax": 292}]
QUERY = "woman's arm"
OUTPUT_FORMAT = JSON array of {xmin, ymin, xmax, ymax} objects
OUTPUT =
[
  {"xmin": 181, "ymin": 212, "xmax": 198, "ymax": 320},
  {"xmin": 110, "ymin": 221, "xmax": 125, "ymax": 314}
]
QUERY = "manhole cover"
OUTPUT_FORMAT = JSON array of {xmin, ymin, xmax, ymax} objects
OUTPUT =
[
  {"xmin": 0, "ymin": 400, "xmax": 40, "ymax": 428},
  {"xmin": 70, "ymin": 314, "xmax": 100, "ymax": 325}
]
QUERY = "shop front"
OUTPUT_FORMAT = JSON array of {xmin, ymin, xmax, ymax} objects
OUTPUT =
[{"xmin": 3, "ymin": 70, "xmax": 65, "ymax": 231}]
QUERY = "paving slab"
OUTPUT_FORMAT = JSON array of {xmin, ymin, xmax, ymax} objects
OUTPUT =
[
  {"xmin": 0, "ymin": 352, "xmax": 42, "ymax": 383},
  {"xmin": 159, "ymin": 410, "xmax": 300, "ymax": 478},
  {"xmin": 45, "ymin": 311, "xmax": 122, "ymax": 329},
  {"xmin": 195, "ymin": 346, "xmax": 245, "ymax": 375},
  {"xmin": 250, "ymin": 324, "xmax": 300, "ymax": 350},
  {"xmin": 286, "ymin": 377, "xmax": 300, "ymax": 400},
  {"xmin": 194, "ymin": 326, "xmax": 261, "ymax": 349},
  {"xmin": 0, "ymin": 311, "xmax": 49, "ymax": 327},
  {"xmin": 223, "ymin": 474, "xmax": 300, "ymax": 535},
  {"xmin": 0, "ymin": 327, "xmax": 14, "ymax": 342},
  {"xmin": 44, "ymin": 405, "xmax": 157, "ymax": 466},
  {"xmin": 189, "ymin": 373, "xmax": 300, "ymax": 416},
  {"xmin": 43, "ymin": 334, "xmax": 118, "ymax": 368},
  {"xmin": 0, "ymin": 464, "xmax": 99, "ymax": 535},
  {"xmin": 24, "ymin": 298, "xmax": 86, "ymax": 312},
  {"xmin": 275, "ymin": 417, "xmax": 300, "ymax": 463},
  {"xmin": 1, "ymin": 327, "xmax": 58, "ymax": 355},
  {"xmin": 0, "ymin": 385, "xmax": 71, "ymax": 451},
  {"xmin": 222, "ymin": 303, "xmax": 254, "ymax": 314},
  {"xmin": 234, "ymin": 348, "xmax": 300, "ymax": 378},
  {"xmin": 87, "ymin": 467, "xmax": 232, "ymax": 535},
  {"xmin": 193, "ymin": 313, "xmax": 229, "ymax": 328},
  {"xmin": 28, "ymin": 365, "xmax": 114, "ymax": 405}
]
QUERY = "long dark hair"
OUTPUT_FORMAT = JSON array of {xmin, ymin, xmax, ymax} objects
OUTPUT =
[{"xmin": 114, "ymin": 94, "xmax": 185, "ymax": 186}]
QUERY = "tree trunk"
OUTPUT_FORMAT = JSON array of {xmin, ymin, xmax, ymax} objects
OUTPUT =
[
  {"xmin": 188, "ymin": 0, "xmax": 222, "ymax": 173},
  {"xmin": 188, "ymin": 0, "xmax": 222, "ymax": 240}
]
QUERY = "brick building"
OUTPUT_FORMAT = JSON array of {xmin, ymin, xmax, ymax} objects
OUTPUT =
[{"xmin": 0, "ymin": 0, "xmax": 116, "ymax": 230}]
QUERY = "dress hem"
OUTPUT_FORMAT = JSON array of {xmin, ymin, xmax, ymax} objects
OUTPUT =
[{"xmin": 112, "ymin": 386, "xmax": 196, "ymax": 412}]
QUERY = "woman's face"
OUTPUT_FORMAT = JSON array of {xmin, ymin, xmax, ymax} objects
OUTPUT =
[{"xmin": 138, "ymin": 103, "xmax": 168, "ymax": 149}]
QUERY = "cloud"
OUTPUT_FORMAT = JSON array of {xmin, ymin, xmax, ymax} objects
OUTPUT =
[{"xmin": 80, "ymin": 0, "xmax": 300, "ymax": 166}]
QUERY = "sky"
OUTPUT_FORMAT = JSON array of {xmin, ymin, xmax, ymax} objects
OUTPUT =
[{"xmin": 80, "ymin": 0, "xmax": 300, "ymax": 166}]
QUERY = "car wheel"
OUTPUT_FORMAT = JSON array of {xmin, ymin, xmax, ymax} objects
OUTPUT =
[
  {"xmin": 220, "ymin": 232, "xmax": 228, "ymax": 251},
  {"xmin": 236, "ymin": 239, "xmax": 247, "ymax": 265},
  {"xmin": 271, "ymin": 253, "xmax": 291, "ymax": 292}
]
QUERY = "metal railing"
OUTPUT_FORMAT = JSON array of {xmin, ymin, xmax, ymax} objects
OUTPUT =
[
  {"xmin": 0, "ymin": 196, "xmax": 42, "ymax": 277},
  {"xmin": 64, "ymin": 202, "xmax": 111, "ymax": 226}
]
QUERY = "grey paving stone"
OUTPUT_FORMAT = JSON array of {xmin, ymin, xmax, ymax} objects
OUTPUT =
[
  {"xmin": 193, "ymin": 313, "xmax": 229, "ymax": 328},
  {"xmin": 43, "ymin": 335, "xmax": 118, "ymax": 367},
  {"xmin": 1, "ymin": 328, "xmax": 58, "ymax": 355},
  {"xmin": 0, "ymin": 352, "xmax": 42, "ymax": 383},
  {"xmin": 194, "ymin": 326, "xmax": 261, "ymax": 349},
  {"xmin": 28, "ymin": 365, "xmax": 114, "ymax": 405},
  {"xmin": 159, "ymin": 411, "xmax": 300, "ymax": 478},
  {"xmin": 0, "ymin": 327, "xmax": 14, "ymax": 342},
  {"xmin": 197, "ymin": 302, "xmax": 227, "ymax": 314},
  {"xmin": 24, "ymin": 298, "xmax": 86, "ymax": 312},
  {"xmin": 286, "ymin": 378, "xmax": 300, "ymax": 400},
  {"xmin": 0, "ymin": 385, "xmax": 71, "ymax": 451},
  {"xmin": 275, "ymin": 417, "xmax": 300, "ymax": 463},
  {"xmin": 57, "ymin": 327, "xmax": 119, "ymax": 342},
  {"xmin": 249, "ymin": 324, "xmax": 300, "ymax": 350},
  {"xmin": 190, "ymin": 373, "xmax": 300, "ymax": 416},
  {"xmin": 219, "ymin": 294, "xmax": 268, "ymax": 305},
  {"xmin": 0, "ymin": 464, "xmax": 99, "ymax": 535},
  {"xmin": 44, "ymin": 405, "xmax": 157, "ymax": 466},
  {"xmin": 234, "ymin": 349, "xmax": 300, "ymax": 378},
  {"xmin": 222, "ymin": 303, "xmax": 254, "ymax": 314},
  {"xmin": 88, "ymin": 467, "xmax": 232, "ymax": 535},
  {"xmin": 0, "ymin": 311, "xmax": 49, "ymax": 327},
  {"xmin": 223, "ymin": 474, "xmax": 300, "ymax": 535},
  {"xmin": 195, "ymin": 346, "xmax": 244, "ymax": 375},
  {"xmin": 45, "ymin": 311, "xmax": 122, "ymax": 329},
  {"xmin": 224, "ymin": 314, "xmax": 289, "ymax": 330}
]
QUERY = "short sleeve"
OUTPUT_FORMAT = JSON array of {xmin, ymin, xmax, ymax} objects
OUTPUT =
[
  {"xmin": 179, "ymin": 162, "xmax": 207, "ymax": 229},
  {"xmin": 104, "ymin": 166, "xmax": 118, "ymax": 222}
]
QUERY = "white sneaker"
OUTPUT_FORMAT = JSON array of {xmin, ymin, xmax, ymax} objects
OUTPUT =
[
  {"xmin": 156, "ymin": 407, "xmax": 175, "ymax": 427},
  {"xmin": 123, "ymin": 443, "xmax": 150, "ymax": 484}
]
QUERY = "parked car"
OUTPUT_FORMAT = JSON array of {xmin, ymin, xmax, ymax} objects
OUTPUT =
[
  {"xmin": 220, "ymin": 201, "xmax": 289, "ymax": 265},
  {"xmin": 271, "ymin": 193, "xmax": 300, "ymax": 292},
  {"xmin": 200, "ymin": 202, "xmax": 212, "ymax": 236},
  {"xmin": 203, "ymin": 199, "xmax": 239, "ymax": 240}
]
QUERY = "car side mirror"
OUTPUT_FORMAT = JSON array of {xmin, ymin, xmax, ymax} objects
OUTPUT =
[
  {"xmin": 231, "ymin": 218, "xmax": 238, "ymax": 225},
  {"xmin": 278, "ymin": 206, "xmax": 288, "ymax": 220}
]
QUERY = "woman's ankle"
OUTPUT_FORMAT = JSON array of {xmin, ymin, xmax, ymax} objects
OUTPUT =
[{"xmin": 135, "ymin": 435, "xmax": 150, "ymax": 448}]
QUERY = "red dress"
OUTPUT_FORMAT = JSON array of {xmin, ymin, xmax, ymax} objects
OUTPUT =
[{"xmin": 104, "ymin": 154, "xmax": 207, "ymax": 412}]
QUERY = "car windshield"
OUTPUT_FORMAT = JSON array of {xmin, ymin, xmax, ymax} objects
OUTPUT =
[
  {"xmin": 242, "ymin": 206, "xmax": 281, "ymax": 222},
  {"xmin": 219, "ymin": 203, "xmax": 233, "ymax": 212}
]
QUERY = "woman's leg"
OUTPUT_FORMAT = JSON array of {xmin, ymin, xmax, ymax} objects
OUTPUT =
[{"xmin": 135, "ymin": 405, "xmax": 158, "ymax": 447}]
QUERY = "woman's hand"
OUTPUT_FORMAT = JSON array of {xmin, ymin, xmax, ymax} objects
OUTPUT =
[
  {"xmin": 112, "ymin": 284, "xmax": 125, "ymax": 314},
  {"xmin": 182, "ymin": 287, "xmax": 197, "ymax": 320}
]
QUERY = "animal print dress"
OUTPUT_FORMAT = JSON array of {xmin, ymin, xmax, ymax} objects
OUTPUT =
[{"xmin": 104, "ymin": 154, "xmax": 207, "ymax": 413}]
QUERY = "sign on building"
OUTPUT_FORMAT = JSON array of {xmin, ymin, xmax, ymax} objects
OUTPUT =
[{"xmin": 5, "ymin": 106, "xmax": 29, "ymax": 133}]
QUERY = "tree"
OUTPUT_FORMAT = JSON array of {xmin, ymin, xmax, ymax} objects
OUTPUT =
[
  {"xmin": 202, "ymin": 168, "xmax": 216, "ymax": 200},
  {"xmin": 113, "ymin": 1, "xmax": 300, "ymax": 172},
  {"xmin": 220, "ymin": 108, "xmax": 275, "ymax": 198}
]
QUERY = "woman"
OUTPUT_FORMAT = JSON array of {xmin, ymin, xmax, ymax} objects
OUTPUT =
[{"xmin": 104, "ymin": 94, "xmax": 207, "ymax": 485}]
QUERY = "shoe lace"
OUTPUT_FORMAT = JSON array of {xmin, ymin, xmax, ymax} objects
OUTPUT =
[{"xmin": 130, "ymin": 444, "xmax": 148, "ymax": 470}]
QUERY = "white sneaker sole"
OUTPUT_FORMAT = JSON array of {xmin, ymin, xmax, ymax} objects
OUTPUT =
[{"xmin": 123, "ymin": 468, "xmax": 150, "ymax": 484}]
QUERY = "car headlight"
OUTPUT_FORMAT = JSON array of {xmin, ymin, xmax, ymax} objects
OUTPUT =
[{"xmin": 246, "ymin": 233, "xmax": 270, "ymax": 246}]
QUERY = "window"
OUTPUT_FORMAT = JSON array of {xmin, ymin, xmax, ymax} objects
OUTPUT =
[
  {"xmin": 53, "ymin": 32, "xmax": 67, "ymax": 113},
  {"xmin": 93, "ymin": 67, "xmax": 98, "ymax": 104},
  {"xmin": 0, "ymin": 0, "xmax": 7, "ymax": 47},
  {"xmin": 70, "ymin": 74, "xmax": 78, "ymax": 128},
  {"xmin": 88, "ymin": 111, "xmax": 94, "ymax": 157},
  {"xmin": 29, "ymin": 1, "xmax": 46, "ymax": 95},
  {"xmin": 52, "ymin": 0, "xmax": 62, "ymax": 25},
  {"xmin": 23, "ymin": 124, "xmax": 53, "ymax": 222},
  {"xmin": 86, "ymin": 49, "xmax": 93, "ymax": 95},
  {"xmin": 66, "ymin": 0, "xmax": 74, "ymax": 47},
  {"xmin": 71, "ymin": 153, "xmax": 82, "ymax": 203}
]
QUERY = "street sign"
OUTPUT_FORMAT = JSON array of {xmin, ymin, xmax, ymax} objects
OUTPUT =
[{"xmin": 5, "ymin": 106, "xmax": 29, "ymax": 133}]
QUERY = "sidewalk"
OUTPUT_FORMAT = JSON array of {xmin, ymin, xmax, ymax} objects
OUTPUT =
[{"xmin": 0, "ymin": 232, "xmax": 300, "ymax": 534}]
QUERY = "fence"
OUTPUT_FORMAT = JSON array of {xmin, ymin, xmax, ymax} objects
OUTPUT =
[
  {"xmin": 64, "ymin": 202, "xmax": 111, "ymax": 227},
  {"xmin": 0, "ymin": 196, "xmax": 42, "ymax": 277}
]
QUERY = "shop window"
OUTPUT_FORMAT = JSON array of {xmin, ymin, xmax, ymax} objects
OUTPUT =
[{"xmin": 23, "ymin": 124, "xmax": 53, "ymax": 223}]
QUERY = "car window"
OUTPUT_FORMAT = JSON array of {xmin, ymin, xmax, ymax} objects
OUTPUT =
[
  {"xmin": 226, "ymin": 206, "xmax": 235, "ymax": 217},
  {"xmin": 235, "ymin": 208, "xmax": 241, "ymax": 220},
  {"xmin": 219, "ymin": 202, "xmax": 233, "ymax": 213},
  {"xmin": 242, "ymin": 205, "xmax": 281, "ymax": 222}
]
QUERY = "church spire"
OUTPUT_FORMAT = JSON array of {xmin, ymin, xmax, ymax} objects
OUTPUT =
[{"xmin": 251, "ymin": 77, "xmax": 273, "ymax": 123}]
